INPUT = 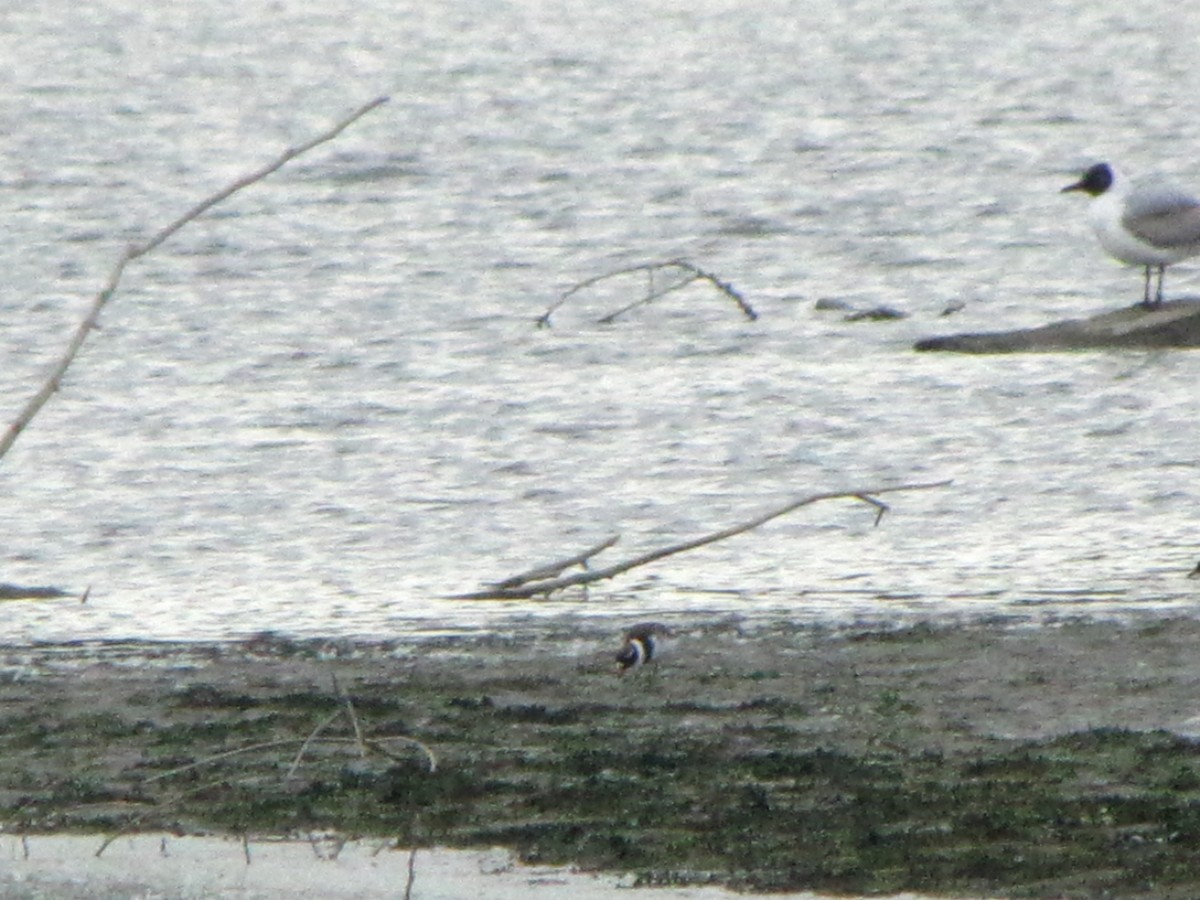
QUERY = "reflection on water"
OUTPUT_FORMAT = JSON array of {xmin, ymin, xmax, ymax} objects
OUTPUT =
[{"xmin": 0, "ymin": 0, "xmax": 1199, "ymax": 642}]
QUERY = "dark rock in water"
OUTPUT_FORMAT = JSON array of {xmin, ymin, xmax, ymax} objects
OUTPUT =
[
  {"xmin": 814, "ymin": 298, "xmax": 907, "ymax": 320},
  {"xmin": 813, "ymin": 297, "xmax": 854, "ymax": 312},
  {"xmin": 915, "ymin": 298, "xmax": 1200, "ymax": 353},
  {"xmin": 844, "ymin": 305, "xmax": 908, "ymax": 322}
]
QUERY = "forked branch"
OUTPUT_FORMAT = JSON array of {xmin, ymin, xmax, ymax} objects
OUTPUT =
[
  {"xmin": 451, "ymin": 479, "xmax": 951, "ymax": 600},
  {"xmin": 0, "ymin": 95, "xmax": 390, "ymax": 465},
  {"xmin": 489, "ymin": 533, "xmax": 620, "ymax": 589},
  {"xmin": 536, "ymin": 258, "xmax": 758, "ymax": 327}
]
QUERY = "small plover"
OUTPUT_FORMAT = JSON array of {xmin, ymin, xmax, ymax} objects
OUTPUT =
[{"xmin": 615, "ymin": 622, "xmax": 671, "ymax": 674}]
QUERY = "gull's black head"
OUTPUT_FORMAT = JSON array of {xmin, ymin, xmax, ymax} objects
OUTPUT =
[{"xmin": 1061, "ymin": 162, "xmax": 1114, "ymax": 196}]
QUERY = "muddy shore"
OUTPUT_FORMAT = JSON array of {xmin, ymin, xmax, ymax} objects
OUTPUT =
[{"xmin": 2, "ymin": 615, "xmax": 1200, "ymax": 898}]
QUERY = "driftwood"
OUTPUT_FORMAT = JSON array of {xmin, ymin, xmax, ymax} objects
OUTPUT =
[
  {"xmin": 451, "ymin": 480, "xmax": 950, "ymax": 600},
  {"xmin": 489, "ymin": 533, "xmax": 620, "ymax": 589},
  {"xmin": 536, "ymin": 258, "xmax": 758, "ymax": 327},
  {"xmin": 914, "ymin": 297, "xmax": 1200, "ymax": 353},
  {"xmin": 0, "ymin": 96, "xmax": 390, "ymax": 465}
]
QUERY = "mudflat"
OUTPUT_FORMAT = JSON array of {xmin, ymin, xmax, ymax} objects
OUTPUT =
[{"xmin": 2, "ymin": 615, "xmax": 1200, "ymax": 899}]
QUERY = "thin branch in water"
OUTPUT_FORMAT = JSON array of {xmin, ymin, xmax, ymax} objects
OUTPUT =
[
  {"xmin": 308, "ymin": 832, "xmax": 347, "ymax": 861},
  {"xmin": 450, "ymin": 479, "xmax": 952, "ymax": 600},
  {"xmin": 403, "ymin": 846, "xmax": 419, "ymax": 900},
  {"xmin": 536, "ymin": 258, "xmax": 757, "ymax": 327},
  {"xmin": 0, "ymin": 95, "xmax": 390, "ymax": 465},
  {"xmin": 853, "ymin": 492, "xmax": 891, "ymax": 527},
  {"xmin": 490, "ymin": 533, "xmax": 620, "ymax": 588}
]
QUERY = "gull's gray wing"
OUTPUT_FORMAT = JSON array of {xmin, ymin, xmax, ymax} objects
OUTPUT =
[{"xmin": 1122, "ymin": 180, "xmax": 1200, "ymax": 248}]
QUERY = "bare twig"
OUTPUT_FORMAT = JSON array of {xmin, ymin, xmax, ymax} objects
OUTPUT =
[
  {"xmin": 404, "ymin": 846, "xmax": 419, "ymax": 900},
  {"xmin": 0, "ymin": 95, "xmax": 389, "ymax": 465},
  {"xmin": 141, "ymin": 738, "xmax": 317, "ymax": 785},
  {"xmin": 94, "ymin": 777, "xmax": 237, "ymax": 857},
  {"xmin": 363, "ymin": 736, "xmax": 439, "ymax": 774},
  {"xmin": 854, "ymin": 492, "xmax": 891, "ymax": 527},
  {"xmin": 450, "ymin": 479, "xmax": 952, "ymax": 600},
  {"xmin": 308, "ymin": 833, "xmax": 347, "ymax": 861},
  {"xmin": 286, "ymin": 708, "xmax": 344, "ymax": 779},
  {"xmin": 139, "ymin": 731, "xmax": 435, "ymax": 795},
  {"xmin": 536, "ymin": 258, "xmax": 757, "ymax": 327},
  {"xmin": 331, "ymin": 672, "xmax": 368, "ymax": 759},
  {"xmin": 490, "ymin": 533, "xmax": 620, "ymax": 588},
  {"xmin": 93, "ymin": 728, "xmax": 436, "ymax": 858}
]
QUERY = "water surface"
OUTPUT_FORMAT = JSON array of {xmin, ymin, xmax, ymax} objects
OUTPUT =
[{"xmin": 1, "ymin": 0, "xmax": 1198, "ymax": 642}]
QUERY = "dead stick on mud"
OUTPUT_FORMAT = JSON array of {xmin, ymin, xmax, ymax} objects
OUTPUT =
[
  {"xmin": 363, "ymin": 736, "xmax": 439, "ymax": 772},
  {"xmin": 94, "ymin": 778, "xmax": 239, "ymax": 858},
  {"xmin": 287, "ymin": 708, "xmax": 344, "ymax": 778},
  {"xmin": 451, "ymin": 479, "xmax": 951, "ymax": 600},
  {"xmin": 94, "ymin": 732, "xmax": 437, "ymax": 858},
  {"xmin": 0, "ymin": 95, "xmax": 389, "ymax": 465},
  {"xmin": 141, "ymin": 734, "xmax": 436, "ymax": 788},
  {"xmin": 536, "ymin": 258, "xmax": 757, "ymax": 327},
  {"xmin": 331, "ymin": 672, "xmax": 368, "ymax": 758}
]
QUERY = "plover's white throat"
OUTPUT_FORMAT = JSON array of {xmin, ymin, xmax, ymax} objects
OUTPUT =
[
  {"xmin": 615, "ymin": 622, "xmax": 671, "ymax": 674},
  {"xmin": 1061, "ymin": 162, "xmax": 1200, "ymax": 309}
]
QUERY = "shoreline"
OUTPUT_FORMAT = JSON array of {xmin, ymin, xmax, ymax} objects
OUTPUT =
[
  {"xmin": 0, "ymin": 834, "xmax": 997, "ymax": 900},
  {"xmin": 2, "ymin": 616, "xmax": 1200, "ymax": 897}
]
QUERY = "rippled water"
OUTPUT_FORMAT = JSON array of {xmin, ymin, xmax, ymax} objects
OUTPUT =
[{"xmin": 1, "ymin": 0, "xmax": 1199, "ymax": 642}]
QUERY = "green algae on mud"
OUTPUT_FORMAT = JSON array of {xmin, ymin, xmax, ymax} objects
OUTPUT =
[{"xmin": 2, "ymin": 618, "xmax": 1200, "ymax": 898}]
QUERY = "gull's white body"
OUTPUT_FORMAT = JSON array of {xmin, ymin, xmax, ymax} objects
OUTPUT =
[
  {"xmin": 1088, "ymin": 172, "xmax": 1200, "ymax": 266},
  {"xmin": 1063, "ymin": 162, "xmax": 1200, "ymax": 306}
]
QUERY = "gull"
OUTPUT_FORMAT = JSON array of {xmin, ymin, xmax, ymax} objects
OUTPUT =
[{"xmin": 1061, "ymin": 162, "xmax": 1200, "ymax": 308}]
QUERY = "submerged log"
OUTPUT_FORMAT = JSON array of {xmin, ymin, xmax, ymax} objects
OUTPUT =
[
  {"xmin": 914, "ymin": 298, "xmax": 1200, "ymax": 353},
  {"xmin": 0, "ymin": 583, "xmax": 70, "ymax": 600}
]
